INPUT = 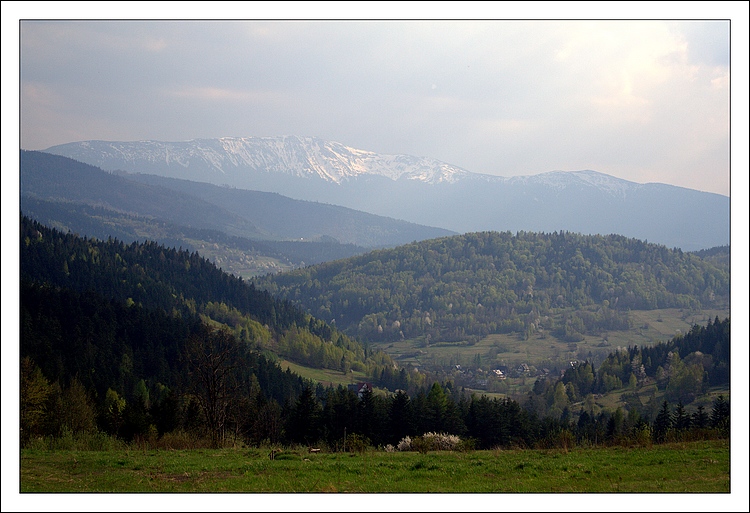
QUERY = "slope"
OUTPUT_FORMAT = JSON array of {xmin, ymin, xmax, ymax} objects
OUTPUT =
[
  {"xmin": 253, "ymin": 231, "xmax": 730, "ymax": 346},
  {"xmin": 44, "ymin": 137, "xmax": 730, "ymax": 251},
  {"xmin": 121, "ymin": 172, "xmax": 455, "ymax": 247}
]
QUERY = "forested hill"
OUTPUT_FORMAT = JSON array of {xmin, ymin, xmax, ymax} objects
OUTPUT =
[
  {"xmin": 20, "ymin": 215, "xmax": 397, "ymax": 382},
  {"xmin": 254, "ymin": 231, "xmax": 729, "ymax": 344},
  {"xmin": 20, "ymin": 215, "xmax": 300, "ymax": 330}
]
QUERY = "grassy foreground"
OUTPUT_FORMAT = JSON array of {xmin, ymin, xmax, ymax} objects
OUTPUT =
[{"xmin": 20, "ymin": 439, "xmax": 729, "ymax": 493}]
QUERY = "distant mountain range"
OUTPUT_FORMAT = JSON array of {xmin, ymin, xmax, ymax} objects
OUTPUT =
[
  {"xmin": 20, "ymin": 150, "xmax": 454, "ymax": 276},
  {"xmin": 44, "ymin": 137, "xmax": 730, "ymax": 251}
]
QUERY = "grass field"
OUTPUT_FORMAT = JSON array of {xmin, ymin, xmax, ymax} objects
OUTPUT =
[
  {"xmin": 277, "ymin": 359, "xmax": 369, "ymax": 389},
  {"xmin": 19, "ymin": 439, "xmax": 729, "ymax": 493},
  {"xmin": 382, "ymin": 307, "xmax": 730, "ymax": 373}
]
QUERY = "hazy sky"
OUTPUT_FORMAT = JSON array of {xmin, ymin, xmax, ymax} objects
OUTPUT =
[{"xmin": 9, "ymin": 6, "xmax": 745, "ymax": 197}]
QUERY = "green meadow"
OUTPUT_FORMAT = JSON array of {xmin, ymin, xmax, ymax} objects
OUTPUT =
[{"xmin": 20, "ymin": 439, "xmax": 729, "ymax": 493}]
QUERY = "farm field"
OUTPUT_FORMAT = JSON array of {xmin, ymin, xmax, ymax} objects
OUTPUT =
[
  {"xmin": 381, "ymin": 307, "xmax": 730, "ymax": 372},
  {"xmin": 19, "ymin": 439, "xmax": 729, "ymax": 493}
]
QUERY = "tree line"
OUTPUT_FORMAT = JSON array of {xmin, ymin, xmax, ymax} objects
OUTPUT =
[{"xmin": 20, "ymin": 283, "xmax": 730, "ymax": 451}]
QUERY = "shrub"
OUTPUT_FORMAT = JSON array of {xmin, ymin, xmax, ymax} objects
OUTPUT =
[
  {"xmin": 411, "ymin": 436, "xmax": 430, "ymax": 454},
  {"xmin": 25, "ymin": 429, "xmax": 126, "ymax": 451},
  {"xmin": 630, "ymin": 425, "xmax": 653, "ymax": 448},
  {"xmin": 344, "ymin": 433, "xmax": 370, "ymax": 454},
  {"xmin": 399, "ymin": 432, "xmax": 464, "ymax": 453},
  {"xmin": 155, "ymin": 430, "xmax": 213, "ymax": 450},
  {"xmin": 397, "ymin": 436, "xmax": 412, "ymax": 451},
  {"xmin": 422, "ymin": 432, "xmax": 462, "ymax": 451}
]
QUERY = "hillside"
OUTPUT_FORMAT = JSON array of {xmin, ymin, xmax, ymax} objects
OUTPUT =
[
  {"xmin": 19, "ymin": 215, "xmax": 405, "ymax": 385},
  {"xmin": 254, "ymin": 231, "xmax": 730, "ymax": 347},
  {"xmin": 119, "ymin": 172, "xmax": 454, "ymax": 247},
  {"xmin": 20, "ymin": 150, "xmax": 455, "ymax": 276},
  {"xmin": 21, "ymin": 196, "xmax": 367, "ymax": 276},
  {"xmin": 44, "ymin": 137, "xmax": 730, "ymax": 251}
]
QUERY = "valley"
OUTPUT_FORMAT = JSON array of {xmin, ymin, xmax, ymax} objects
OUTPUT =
[{"xmin": 18, "ymin": 145, "xmax": 732, "ymax": 481}]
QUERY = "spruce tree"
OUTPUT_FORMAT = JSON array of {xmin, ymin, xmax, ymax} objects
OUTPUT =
[{"xmin": 652, "ymin": 400, "xmax": 672, "ymax": 443}]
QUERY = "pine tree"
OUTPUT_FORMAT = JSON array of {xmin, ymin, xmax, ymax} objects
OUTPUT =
[
  {"xmin": 710, "ymin": 395, "xmax": 730, "ymax": 433},
  {"xmin": 691, "ymin": 405, "xmax": 709, "ymax": 430},
  {"xmin": 652, "ymin": 400, "xmax": 672, "ymax": 443},
  {"xmin": 673, "ymin": 400, "xmax": 691, "ymax": 431}
]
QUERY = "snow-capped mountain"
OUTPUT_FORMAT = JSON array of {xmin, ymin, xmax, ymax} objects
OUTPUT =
[
  {"xmin": 46, "ymin": 136, "xmax": 472, "ymax": 185},
  {"xmin": 503, "ymin": 170, "xmax": 644, "ymax": 198},
  {"xmin": 43, "ymin": 137, "xmax": 729, "ymax": 251}
]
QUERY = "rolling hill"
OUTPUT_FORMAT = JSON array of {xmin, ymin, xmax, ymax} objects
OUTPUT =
[{"xmin": 253, "ymin": 231, "xmax": 730, "ymax": 347}]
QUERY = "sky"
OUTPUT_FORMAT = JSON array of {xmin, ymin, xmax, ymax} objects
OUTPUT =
[
  {"xmin": 3, "ymin": 3, "xmax": 750, "ymax": 511},
  {"xmin": 7, "ymin": 4, "xmax": 747, "ymax": 197}
]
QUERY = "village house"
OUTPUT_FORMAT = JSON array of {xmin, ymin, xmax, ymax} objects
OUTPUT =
[{"xmin": 348, "ymin": 382, "xmax": 373, "ymax": 399}]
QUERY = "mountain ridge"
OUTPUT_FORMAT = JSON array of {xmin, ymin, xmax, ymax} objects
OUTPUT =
[
  {"xmin": 20, "ymin": 150, "xmax": 458, "ymax": 276},
  {"xmin": 42, "ymin": 137, "xmax": 730, "ymax": 251},
  {"xmin": 46, "ymin": 136, "xmax": 474, "ymax": 185}
]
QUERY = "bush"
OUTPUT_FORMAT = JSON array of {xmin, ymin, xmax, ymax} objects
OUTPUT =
[
  {"xmin": 630, "ymin": 425, "xmax": 653, "ymax": 448},
  {"xmin": 397, "ymin": 436, "xmax": 412, "ymax": 451},
  {"xmin": 411, "ymin": 436, "xmax": 430, "ymax": 454},
  {"xmin": 24, "ymin": 429, "xmax": 126, "ymax": 451},
  {"xmin": 344, "ymin": 433, "xmax": 370, "ymax": 454},
  {"xmin": 399, "ymin": 433, "xmax": 463, "ymax": 453},
  {"xmin": 422, "ymin": 432, "xmax": 463, "ymax": 451},
  {"xmin": 154, "ymin": 430, "xmax": 213, "ymax": 450}
]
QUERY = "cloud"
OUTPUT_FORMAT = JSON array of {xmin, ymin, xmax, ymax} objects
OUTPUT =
[
  {"xmin": 16, "ymin": 19, "xmax": 732, "ymax": 195},
  {"xmin": 168, "ymin": 86, "xmax": 286, "ymax": 104}
]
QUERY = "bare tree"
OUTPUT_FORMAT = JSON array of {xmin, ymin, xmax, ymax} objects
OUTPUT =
[{"xmin": 184, "ymin": 324, "xmax": 241, "ymax": 448}]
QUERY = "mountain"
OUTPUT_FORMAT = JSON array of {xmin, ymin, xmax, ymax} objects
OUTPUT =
[
  {"xmin": 253, "ymin": 231, "xmax": 730, "ymax": 345},
  {"xmin": 44, "ymin": 137, "xmax": 730, "ymax": 251},
  {"xmin": 43, "ymin": 136, "xmax": 470, "ymax": 185},
  {"xmin": 118, "ymin": 172, "xmax": 454, "ymax": 247},
  {"xmin": 20, "ymin": 150, "xmax": 455, "ymax": 275}
]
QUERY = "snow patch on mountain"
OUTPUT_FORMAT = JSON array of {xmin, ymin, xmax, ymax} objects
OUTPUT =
[
  {"xmin": 45, "ymin": 136, "xmax": 476, "ymax": 185},
  {"xmin": 500, "ymin": 170, "xmax": 643, "ymax": 198},
  {"xmin": 45, "ymin": 137, "xmax": 644, "ymax": 196}
]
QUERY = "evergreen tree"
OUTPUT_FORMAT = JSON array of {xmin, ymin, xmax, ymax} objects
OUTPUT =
[
  {"xmin": 673, "ymin": 400, "xmax": 691, "ymax": 432},
  {"xmin": 691, "ymin": 405, "xmax": 709, "ymax": 430},
  {"xmin": 652, "ymin": 400, "xmax": 672, "ymax": 443},
  {"xmin": 387, "ymin": 391, "xmax": 415, "ymax": 444},
  {"xmin": 710, "ymin": 395, "xmax": 730, "ymax": 433},
  {"xmin": 284, "ymin": 386, "xmax": 322, "ymax": 446}
]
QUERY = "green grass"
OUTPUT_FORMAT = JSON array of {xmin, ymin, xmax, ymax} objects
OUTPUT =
[
  {"xmin": 379, "ymin": 306, "xmax": 729, "ymax": 373},
  {"xmin": 278, "ymin": 359, "xmax": 372, "ymax": 389},
  {"xmin": 19, "ymin": 439, "xmax": 729, "ymax": 493}
]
